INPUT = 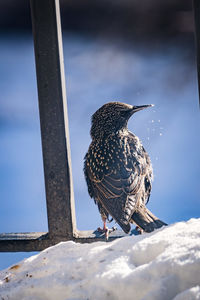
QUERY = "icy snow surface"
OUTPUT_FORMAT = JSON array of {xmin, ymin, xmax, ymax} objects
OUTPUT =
[{"xmin": 0, "ymin": 218, "xmax": 200, "ymax": 300}]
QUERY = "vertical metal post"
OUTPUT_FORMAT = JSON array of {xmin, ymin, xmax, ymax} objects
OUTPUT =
[
  {"xmin": 193, "ymin": 0, "xmax": 200, "ymax": 106},
  {"xmin": 0, "ymin": 0, "xmax": 127, "ymax": 252},
  {"xmin": 0, "ymin": 0, "xmax": 134, "ymax": 252},
  {"xmin": 30, "ymin": 0, "xmax": 76, "ymax": 239}
]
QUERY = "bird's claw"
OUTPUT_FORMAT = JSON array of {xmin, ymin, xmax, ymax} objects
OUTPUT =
[
  {"xmin": 97, "ymin": 226, "xmax": 117, "ymax": 241},
  {"xmin": 135, "ymin": 226, "xmax": 144, "ymax": 234},
  {"xmin": 97, "ymin": 227, "xmax": 104, "ymax": 233}
]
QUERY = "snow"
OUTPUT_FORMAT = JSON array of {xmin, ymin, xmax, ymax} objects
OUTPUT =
[{"xmin": 0, "ymin": 218, "xmax": 200, "ymax": 300}]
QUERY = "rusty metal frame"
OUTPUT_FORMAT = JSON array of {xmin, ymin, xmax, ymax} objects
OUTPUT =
[{"xmin": 0, "ymin": 0, "xmax": 126, "ymax": 252}]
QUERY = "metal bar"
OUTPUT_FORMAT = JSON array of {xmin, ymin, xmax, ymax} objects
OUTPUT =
[
  {"xmin": 74, "ymin": 230, "xmax": 129, "ymax": 243},
  {"xmin": 0, "ymin": 0, "xmax": 129, "ymax": 252},
  {"xmin": 193, "ymin": 0, "xmax": 200, "ymax": 106},
  {"xmin": 30, "ymin": 0, "xmax": 76, "ymax": 239},
  {"xmin": 0, "ymin": 230, "xmax": 128, "ymax": 252},
  {"xmin": 0, "ymin": 233, "xmax": 49, "ymax": 252}
]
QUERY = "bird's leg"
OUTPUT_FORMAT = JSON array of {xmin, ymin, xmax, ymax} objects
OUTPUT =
[
  {"xmin": 135, "ymin": 226, "xmax": 144, "ymax": 234},
  {"xmin": 104, "ymin": 221, "xmax": 109, "ymax": 241},
  {"xmin": 103, "ymin": 220, "xmax": 107, "ymax": 231},
  {"xmin": 97, "ymin": 217, "xmax": 107, "ymax": 233},
  {"xmin": 97, "ymin": 217, "xmax": 117, "ymax": 241},
  {"xmin": 130, "ymin": 219, "xmax": 144, "ymax": 234}
]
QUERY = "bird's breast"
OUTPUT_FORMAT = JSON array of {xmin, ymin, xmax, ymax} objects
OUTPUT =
[{"xmin": 86, "ymin": 131, "xmax": 151, "ymax": 181}]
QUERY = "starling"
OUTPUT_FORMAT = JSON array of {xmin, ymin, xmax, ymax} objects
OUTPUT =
[{"xmin": 84, "ymin": 102, "xmax": 167, "ymax": 237}]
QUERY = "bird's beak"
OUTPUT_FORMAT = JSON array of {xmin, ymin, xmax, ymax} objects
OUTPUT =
[{"xmin": 131, "ymin": 104, "xmax": 154, "ymax": 113}]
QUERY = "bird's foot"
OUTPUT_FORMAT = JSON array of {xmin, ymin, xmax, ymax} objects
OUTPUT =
[
  {"xmin": 135, "ymin": 226, "xmax": 144, "ymax": 235},
  {"xmin": 97, "ymin": 226, "xmax": 117, "ymax": 241}
]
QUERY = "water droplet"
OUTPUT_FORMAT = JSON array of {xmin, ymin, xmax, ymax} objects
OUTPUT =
[
  {"xmin": 151, "ymin": 120, "xmax": 154, "ymax": 123},
  {"xmin": 158, "ymin": 120, "xmax": 161, "ymax": 123},
  {"xmin": 159, "ymin": 133, "xmax": 162, "ymax": 136}
]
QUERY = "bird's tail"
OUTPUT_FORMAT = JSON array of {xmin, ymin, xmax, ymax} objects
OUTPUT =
[{"xmin": 131, "ymin": 204, "xmax": 167, "ymax": 233}]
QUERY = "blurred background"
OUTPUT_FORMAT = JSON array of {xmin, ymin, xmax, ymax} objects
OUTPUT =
[{"xmin": 0, "ymin": 0, "xmax": 199, "ymax": 269}]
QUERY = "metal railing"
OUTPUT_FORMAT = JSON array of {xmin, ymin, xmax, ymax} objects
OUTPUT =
[{"xmin": 0, "ymin": 0, "xmax": 126, "ymax": 252}]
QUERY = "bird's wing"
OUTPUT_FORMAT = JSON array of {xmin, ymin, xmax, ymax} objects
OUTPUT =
[
  {"xmin": 84, "ymin": 135, "xmax": 152, "ymax": 233},
  {"xmin": 86, "ymin": 158, "xmax": 143, "ymax": 233}
]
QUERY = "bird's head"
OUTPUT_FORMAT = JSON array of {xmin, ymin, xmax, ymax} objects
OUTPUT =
[{"xmin": 90, "ymin": 102, "xmax": 154, "ymax": 139}]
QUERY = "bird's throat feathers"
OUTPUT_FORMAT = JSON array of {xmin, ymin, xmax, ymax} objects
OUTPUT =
[{"xmin": 91, "ymin": 123, "xmax": 129, "ymax": 140}]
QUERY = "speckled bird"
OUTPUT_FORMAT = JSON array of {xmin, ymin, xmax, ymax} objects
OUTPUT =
[{"xmin": 84, "ymin": 102, "xmax": 167, "ymax": 237}]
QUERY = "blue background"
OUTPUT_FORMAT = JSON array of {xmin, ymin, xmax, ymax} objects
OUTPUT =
[{"xmin": 0, "ymin": 33, "xmax": 199, "ymax": 269}]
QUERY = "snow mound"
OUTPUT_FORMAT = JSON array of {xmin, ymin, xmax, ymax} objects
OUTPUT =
[{"xmin": 0, "ymin": 218, "xmax": 200, "ymax": 300}]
